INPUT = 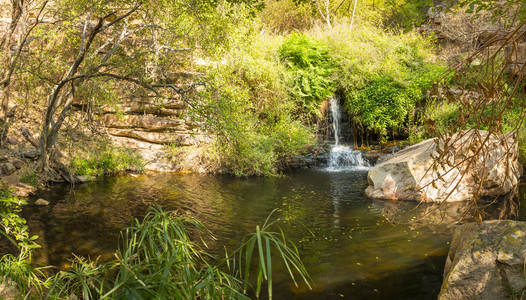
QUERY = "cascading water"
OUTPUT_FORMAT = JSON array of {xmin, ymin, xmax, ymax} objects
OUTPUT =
[{"xmin": 326, "ymin": 96, "xmax": 370, "ymax": 171}]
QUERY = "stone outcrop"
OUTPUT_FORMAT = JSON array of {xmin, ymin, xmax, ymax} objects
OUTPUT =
[
  {"xmin": 439, "ymin": 220, "xmax": 526, "ymax": 300},
  {"xmin": 74, "ymin": 96, "xmax": 208, "ymax": 172},
  {"xmin": 365, "ymin": 130, "xmax": 521, "ymax": 202},
  {"xmin": 1, "ymin": 163, "xmax": 16, "ymax": 175}
]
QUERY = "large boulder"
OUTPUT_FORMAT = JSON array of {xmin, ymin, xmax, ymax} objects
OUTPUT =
[
  {"xmin": 439, "ymin": 220, "xmax": 526, "ymax": 300},
  {"xmin": 365, "ymin": 130, "xmax": 520, "ymax": 202}
]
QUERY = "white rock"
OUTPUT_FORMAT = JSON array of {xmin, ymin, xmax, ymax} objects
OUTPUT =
[
  {"xmin": 35, "ymin": 198, "xmax": 49, "ymax": 206},
  {"xmin": 365, "ymin": 130, "xmax": 521, "ymax": 202}
]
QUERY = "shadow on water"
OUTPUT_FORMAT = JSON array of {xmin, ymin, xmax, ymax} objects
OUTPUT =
[{"xmin": 20, "ymin": 170, "xmax": 526, "ymax": 299}]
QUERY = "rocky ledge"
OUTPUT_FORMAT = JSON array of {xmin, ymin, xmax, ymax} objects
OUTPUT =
[
  {"xmin": 74, "ymin": 96, "xmax": 208, "ymax": 172},
  {"xmin": 439, "ymin": 220, "xmax": 526, "ymax": 300}
]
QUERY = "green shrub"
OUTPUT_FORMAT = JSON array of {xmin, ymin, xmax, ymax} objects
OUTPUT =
[
  {"xmin": 310, "ymin": 24, "xmax": 446, "ymax": 141},
  {"xmin": 71, "ymin": 145, "xmax": 144, "ymax": 177},
  {"xmin": 345, "ymin": 76, "xmax": 421, "ymax": 138},
  {"xmin": 279, "ymin": 32, "xmax": 336, "ymax": 115},
  {"xmin": 197, "ymin": 32, "xmax": 315, "ymax": 176}
]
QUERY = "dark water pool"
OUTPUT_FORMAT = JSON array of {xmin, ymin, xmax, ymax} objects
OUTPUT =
[{"xmin": 23, "ymin": 170, "xmax": 526, "ymax": 299}]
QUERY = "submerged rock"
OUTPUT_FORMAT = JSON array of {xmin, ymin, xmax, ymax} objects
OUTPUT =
[
  {"xmin": 365, "ymin": 130, "xmax": 521, "ymax": 202},
  {"xmin": 35, "ymin": 198, "xmax": 50, "ymax": 206},
  {"xmin": 77, "ymin": 175, "xmax": 95, "ymax": 183},
  {"xmin": 439, "ymin": 220, "xmax": 526, "ymax": 300}
]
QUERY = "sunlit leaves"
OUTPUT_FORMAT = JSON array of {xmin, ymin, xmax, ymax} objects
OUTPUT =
[{"xmin": 279, "ymin": 32, "xmax": 336, "ymax": 116}]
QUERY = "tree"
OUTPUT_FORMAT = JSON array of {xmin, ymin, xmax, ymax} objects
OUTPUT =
[
  {"xmin": 18, "ymin": 0, "xmax": 253, "ymax": 178},
  {"xmin": 0, "ymin": 0, "xmax": 48, "ymax": 145}
]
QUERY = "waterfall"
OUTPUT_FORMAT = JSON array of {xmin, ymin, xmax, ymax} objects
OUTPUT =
[
  {"xmin": 330, "ymin": 96, "xmax": 341, "ymax": 146},
  {"xmin": 326, "ymin": 96, "xmax": 370, "ymax": 171}
]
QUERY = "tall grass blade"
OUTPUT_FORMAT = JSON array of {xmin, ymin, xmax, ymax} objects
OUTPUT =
[
  {"xmin": 256, "ymin": 226, "xmax": 267, "ymax": 280},
  {"xmin": 266, "ymin": 238, "xmax": 272, "ymax": 300}
]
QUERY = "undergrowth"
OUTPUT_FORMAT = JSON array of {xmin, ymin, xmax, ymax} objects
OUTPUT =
[
  {"xmin": 71, "ymin": 144, "xmax": 144, "ymax": 177},
  {"xmin": 0, "ymin": 187, "xmax": 311, "ymax": 299}
]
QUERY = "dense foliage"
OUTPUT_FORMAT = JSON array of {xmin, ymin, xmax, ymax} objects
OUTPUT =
[
  {"xmin": 196, "ymin": 19, "xmax": 447, "ymax": 173},
  {"xmin": 1, "ymin": 0, "xmax": 522, "ymax": 174},
  {"xmin": 279, "ymin": 33, "xmax": 336, "ymax": 116},
  {"xmin": 71, "ymin": 144, "xmax": 144, "ymax": 176},
  {"xmin": 323, "ymin": 25, "xmax": 445, "ymax": 141}
]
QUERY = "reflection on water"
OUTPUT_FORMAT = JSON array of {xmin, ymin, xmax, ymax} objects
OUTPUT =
[{"xmin": 23, "ymin": 171, "xmax": 526, "ymax": 299}]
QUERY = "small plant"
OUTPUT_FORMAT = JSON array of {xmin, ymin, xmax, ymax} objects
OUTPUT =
[
  {"xmin": 19, "ymin": 165, "xmax": 38, "ymax": 186},
  {"xmin": 0, "ymin": 186, "xmax": 46, "ymax": 297}
]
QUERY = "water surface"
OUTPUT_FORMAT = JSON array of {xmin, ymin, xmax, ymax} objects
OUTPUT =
[{"xmin": 24, "ymin": 170, "xmax": 526, "ymax": 299}]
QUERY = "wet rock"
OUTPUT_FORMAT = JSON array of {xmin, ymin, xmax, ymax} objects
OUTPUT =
[
  {"xmin": 439, "ymin": 220, "xmax": 526, "ymax": 300},
  {"xmin": 0, "ymin": 155, "xmax": 8, "ymax": 163},
  {"xmin": 1, "ymin": 163, "xmax": 16, "ymax": 175},
  {"xmin": 77, "ymin": 175, "xmax": 95, "ymax": 183},
  {"xmin": 365, "ymin": 130, "xmax": 521, "ymax": 202},
  {"xmin": 13, "ymin": 182, "xmax": 37, "ymax": 197},
  {"xmin": 35, "ymin": 198, "xmax": 50, "ymax": 206}
]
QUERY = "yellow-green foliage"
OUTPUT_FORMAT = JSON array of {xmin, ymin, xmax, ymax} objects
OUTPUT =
[
  {"xmin": 258, "ymin": 0, "xmax": 315, "ymax": 33},
  {"xmin": 71, "ymin": 144, "xmax": 144, "ymax": 176},
  {"xmin": 198, "ymin": 32, "xmax": 314, "ymax": 176},
  {"xmin": 257, "ymin": 0, "xmax": 433, "ymax": 32},
  {"xmin": 312, "ymin": 24, "xmax": 445, "ymax": 139},
  {"xmin": 279, "ymin": 32, "xmax": 336, "ymax": 116},
  {"xmin": 197, "ymin": 20, "xmax": 447, "ymax": 174}
]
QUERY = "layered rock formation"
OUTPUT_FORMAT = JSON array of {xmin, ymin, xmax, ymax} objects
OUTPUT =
[
  {"xmin": 365, "ymin": 130, "xmax": 521, "ymax": 202},
  {"xmin": 74, "ymin": 96, "xmax": 208, "ymax": 172},
  {"xmin": 439, "ymin": 220, "xmax": 526, "ymax": 300}
]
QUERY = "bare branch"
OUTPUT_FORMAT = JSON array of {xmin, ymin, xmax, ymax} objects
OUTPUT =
[{"xmin": 100, "ymin": 2, "xmax": 142, "ymax": 32}]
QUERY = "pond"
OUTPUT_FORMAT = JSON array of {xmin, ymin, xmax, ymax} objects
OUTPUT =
[{"xmin": 24, "ymin": 170, "xmax": 526, "ymax": 299}]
